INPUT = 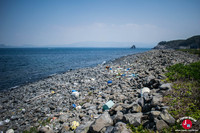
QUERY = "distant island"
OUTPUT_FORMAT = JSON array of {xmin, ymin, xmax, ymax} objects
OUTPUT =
[
  {"xmin": 153, "ymin": 35, "xmax": 200, "ymax": 49},
  {"xmin": 130, "ymin": 44, "xmax": 136, "ymax": 49}
]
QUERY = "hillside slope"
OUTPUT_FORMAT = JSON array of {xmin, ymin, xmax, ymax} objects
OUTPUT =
[{"xmin": 154, "ymin": 35, "xmax": 200, "ymax": 49}]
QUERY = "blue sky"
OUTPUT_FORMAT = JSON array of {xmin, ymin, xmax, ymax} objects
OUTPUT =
[{"xmin": 0, "ymin": 0, "xmax": 200, "ymax": 47}]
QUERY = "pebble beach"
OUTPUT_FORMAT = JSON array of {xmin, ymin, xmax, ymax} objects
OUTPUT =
[{"xmin": 0, "ymin": 49, "xmax": 199, "ymax": 133}]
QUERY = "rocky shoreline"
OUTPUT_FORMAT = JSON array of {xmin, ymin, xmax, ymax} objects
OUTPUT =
[{"xmin": 0, "ymin": 49, "xmax": 199, "ymax": 133}]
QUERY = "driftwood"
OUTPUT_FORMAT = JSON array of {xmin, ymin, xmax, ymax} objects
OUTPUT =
[{"xmin": 26, "ymin": 90, "xmax": 61, "ymax": 102}]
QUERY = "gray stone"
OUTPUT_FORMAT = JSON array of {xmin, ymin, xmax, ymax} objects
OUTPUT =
[
  {"xmin": 151, "ymin": 95, "xmax": 163, "ymax": 106},
  {"xmin": 124, "ymin": 113, "xmax": 143, "ymax": 126},
  {"xmin": 114, "ymin": 105, "xmax": 123, "ymax": 112},
  {"xmin": 156, "ymin": 120, "xmax": 169, "ymax": 131},
  {"xmin": 39, "ymin": 125, "xmax": 54, "ymax": 133},
  {"xmin": 160, "ymin": 110, "xmax": 175, "ymax": 125},
  {"xmin": 90, "ymin": 112, "xmax": 113, "ymax": 132},
  {"xmin": 112, "ymin": 122, "xmax": 132, "ymax": 133},
  {"xmin": 61, "ymin": 123, "xmax": 70, "ymax": 132},
  {"xmin": 75, "ymin": 121, "xmax": 93, "ymax": 133},
  {"xmin": 141, "ymin": 87, "xmax": 150, "ymax": 95},
  {"xmin": 59, "ymin": 114, "xmax": 69, "ymax": 123},
  {"xmin": 160, "ymin": 83, "xmax": 172, "ymax": 90},
  {"xmin": 143, "ymin": 92, "xmax": 152, "ymax": 102},
  {"xmin": 113, "ymin": 111, "xmax": 125, "ymax": 124},
  {"xmin": 147, "ymin": 75, "xmax": 156, "ymax": 86},
  {"xmin": 149, "ymin": 111, "xmax": 161, "ymax": 121},
  {"xmin": 131, "ymin": 104, "xmax": 142, "ymax": 113},
  {"xmin": 137, "ymin": 98, "xmax": 144, "ymax": 107},
  {"xmin": 105, "ymin": 126, "xmax": 114, "ymax": 133},
  {"xmin": 6, "ymin": 129, "xmax": 14, "ymax": 133}
]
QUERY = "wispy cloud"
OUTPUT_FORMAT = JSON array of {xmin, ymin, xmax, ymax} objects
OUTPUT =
[{"xmin": 36, "ymin": 23, "xmax": 176, "ymax": 46}]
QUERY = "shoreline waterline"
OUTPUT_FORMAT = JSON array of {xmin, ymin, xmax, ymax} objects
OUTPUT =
[{"xmin": 0, "ymin": 48, "xmax": 150, "ymax": 91}]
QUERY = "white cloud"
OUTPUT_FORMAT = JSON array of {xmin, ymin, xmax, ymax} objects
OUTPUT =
[{"xmin": 4, "ymin": 22, "xmax": 178, "ymax": 47}]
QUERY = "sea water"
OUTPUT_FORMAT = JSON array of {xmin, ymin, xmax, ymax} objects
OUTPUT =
[{"xmin": 0, "ymin": 48, "xmax": 150, "ymax": 90}]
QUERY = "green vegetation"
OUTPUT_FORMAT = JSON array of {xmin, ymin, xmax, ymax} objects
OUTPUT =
[
  {"xmin": 176, "ymin": 49, "xmax": 200, "ymax": 56},
  {"xmin": 163, "ymin": 61, "xmax": 200, "ymax": 131},
  {"xmin": 127, "ymin": 124, "xmax": 154, "ymax": 133},
  {"xmin": 165, "ymin": 61, "xmax": 200, "ymax": 82}
]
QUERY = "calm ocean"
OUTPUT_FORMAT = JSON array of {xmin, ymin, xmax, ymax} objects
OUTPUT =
[{"xmin": 0, "ymin": 48, "xmax": 150, "ymax": 90}]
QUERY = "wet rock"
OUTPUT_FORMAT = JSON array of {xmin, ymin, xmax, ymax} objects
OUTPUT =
[
  {"xmin": 112, "ymin": 122, "xmax": 132, "ymax": 133},
  {"xmin": 90, "ymin": 112, "xmax": 113, "ymax": 132},
  {"xmin": 124, "ymin": 113, "xmax": 143, "ymax": 126}
]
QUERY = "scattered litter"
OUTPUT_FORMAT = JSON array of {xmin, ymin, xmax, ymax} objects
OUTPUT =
[
  {"xmin": 72, "ymin": 91, "xmax": 79, "ymax": 98},
  {"xmin": 70, "ymin": 121, "xmax": 80, "ymax": 130},
  {"xmin": 76, "ymin": 105, "xmax": 82, "ymax": 110},
  {"xmin": 4, "ymin": 119, "xmax": 10, "ymax": 123},
  {"xmin": 103, "ymin": 100, "xmax": 114, "ymax": 110},
  {"xmin": 72, "ymin": 104, "xmax": 76, "ymax": 108},
  {"xmin": 106, "ymin": 66, "xmax": 110, "ymax": 69},
  {"xmin": 121, "ymin": 74, "xmax": 126, "ymax": 77}
]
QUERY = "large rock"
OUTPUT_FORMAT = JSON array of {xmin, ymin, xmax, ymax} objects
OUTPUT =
[
  {"xmin": 124, "ymin": 113, "xmax": 143, "ymax": 126},
  {"xmin": 113, "ymin": 111, "xmax": 125, "ymax": 124},
  {"xmin": 105, "ymin": 126, "xmax": 114, "ymax": 133},
  {"xmin": 143, "ymin": 92, "xmax": 152, "ymax": 103},
  {"xmin": 131, "ymin": 104, "xmax": 142, "ymax": 113},
  {"xmin": 89, "ymin": 112, "xmax": 113, "ymax": 132},
  {"xmin": 137, "ymin": 98, "xmax": 144, "ymax": 107},
  {"xmin": 160, "ymin": 110, "xmax": 175, "ymax": 125},
  {"xmin": 39, "ymin": 125, "xmax": 54, "ymax": 133},
  {"xmin": 59, "ymin": 114, "xmax": 69, "ymax": 123},
  {"xmin": 141, "ymin": 87, "xmax": 150, "ymax": 95},
  {"xmin": 155, "ymin": 120, "xmax": 169, "ymax": 131},
  {"xmin": 151, "ymin": 95, "xmax": 163, "ymax": 106},
  {"xmin": 149, "ymin": 111, "xmax": 161, "ymax": 121},
  {"xmin": 146, "ymin": 75, "xmax": 156, "ymax": 86},
  {"xmin": 6, "ymin": 129, "xmax": 14, "ymax": 133},
  {"xmin": 75, "ymin": 121, "xmax": 93, "ymax": 133},
  {"xmin": 159, "ymin": 83, "xmax": 172, "ymax": 90},
  {"xmin": 112, "ymin": 122, "xmax": 132, "ymax": 133}
]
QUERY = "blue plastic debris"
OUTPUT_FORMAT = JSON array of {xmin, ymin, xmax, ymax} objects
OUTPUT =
[
  {"xmin": 107, "ymin": 80, "xmax": 112, "ymax": 84},
  {"xmin": 72, "ymin": 104, "xmax": 76, "ymax": 108},
  {"xmin": 121, "ymin": 74, "xmax": 126, "ymax": 77},
  {"xmin": 109, "ymin": 68, "xmax": 112, "ymax": 70},
  {"xmin": 72, "ymin": 90, "xmax": 76, "ymax": 92}
]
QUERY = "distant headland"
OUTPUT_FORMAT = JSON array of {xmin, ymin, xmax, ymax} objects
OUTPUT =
[{"xmin": 154, "ymin": 35, "xmax": 200, "ymax": 49}]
